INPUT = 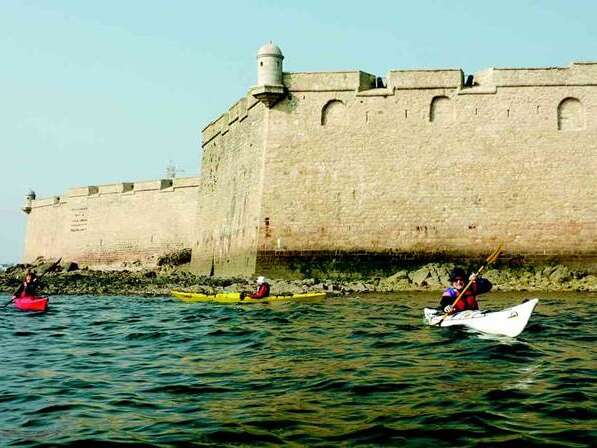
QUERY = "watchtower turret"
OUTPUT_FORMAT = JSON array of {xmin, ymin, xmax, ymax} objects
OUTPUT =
[
  {"xmin": 22, "ymin": 190, "xmax": 36, "ymax": 214},
  {"xmin": 251, "ymin": 41, "xmax": 286, "ymax": 108}
]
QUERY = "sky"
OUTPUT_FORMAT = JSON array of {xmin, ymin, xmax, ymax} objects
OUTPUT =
[{"xmin": 1, "ymin": 0, "xmax": 596, "ymax": 264}]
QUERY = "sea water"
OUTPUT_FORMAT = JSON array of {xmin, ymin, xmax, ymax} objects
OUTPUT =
[{"xmin": 0, "ymin": 292, "xmax": 595, "ymax": 447}]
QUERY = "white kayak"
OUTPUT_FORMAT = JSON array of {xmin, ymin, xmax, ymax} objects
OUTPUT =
[{"xmin": 423, "ymin": 299, "xmax": 539, "ymax": 338}]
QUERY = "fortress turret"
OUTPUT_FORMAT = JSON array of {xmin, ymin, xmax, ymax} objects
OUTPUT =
[
  {"xmin": 22, "ymin": 190, "xmax": 36, "ymax": 214},
  {"xmin": 251, "ymin": 41, "xmax": 286, "ymax": 108},
  {"xmin": 257, "ymin": 41, "xmax": 284, "ymax": 85}
]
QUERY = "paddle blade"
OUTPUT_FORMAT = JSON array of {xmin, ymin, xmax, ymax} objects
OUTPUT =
[{"xmin": 485, "ymin": 243, "xmax": 503, "ymax": 265}]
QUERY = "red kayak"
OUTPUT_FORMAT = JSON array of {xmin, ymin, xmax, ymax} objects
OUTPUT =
[{"xmin": 14, "ymin": 295, "xmax": 49, "ymax": 312}]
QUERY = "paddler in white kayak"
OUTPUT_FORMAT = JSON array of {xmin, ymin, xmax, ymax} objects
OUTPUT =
[{"xmin": 440, "ymin": 267, "xmax": 492, "ymax": 313}]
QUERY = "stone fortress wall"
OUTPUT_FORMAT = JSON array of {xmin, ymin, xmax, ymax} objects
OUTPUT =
[
  {"xmin": 22, "ymin": 43, "xmax": 597, "ymax": 277},
  {"xmin": 191, "ymin": 95, "xmax": 268, "ymax": 277},
  {"xmin": 23, "ymin": 177, "xmax": 199, "ymax": 267},
  {"xmin": 192, "ymin": 44, "xmax": 596, "ymax": 277}
]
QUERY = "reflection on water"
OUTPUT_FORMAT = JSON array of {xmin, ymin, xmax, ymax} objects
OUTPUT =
[{"xmin": 0, "ymin": 291, "xmax": 595, "ymax": 447}]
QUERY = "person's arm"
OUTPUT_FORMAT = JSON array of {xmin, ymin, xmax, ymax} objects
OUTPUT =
[
  {"xmin": 13, "ymin": 283, "xmax": 24, "ymax": 298},
  {"xmin": 250, "ymin": 283, "xmax": 270, "ymax": 299},
  {"xmin": 440, "ymin": 289, "xmax": 455, "ymax": 310},
  {"xmin": 473, "ymin": 277, "xmax": 492, "ymax": 295}
]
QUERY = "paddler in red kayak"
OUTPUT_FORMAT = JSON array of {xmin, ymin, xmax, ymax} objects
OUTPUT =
[
  {"xmin": 241, "ymin": 276, "xmax": 271, "ymax": 300},
  {"xmin": 13, "ymin": 270, "xmax": 40, "ymax": 299},
  {"xmin": 440, "ymin": 267, "xmax": 492, "ymax": 313}
]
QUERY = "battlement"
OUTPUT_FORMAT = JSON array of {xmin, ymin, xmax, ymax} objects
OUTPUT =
[
  {"xmin": 388, "ymin": 69, "xmax": 463, "ymax": 90},
  {"xmin": 28, "ymin": 177, "xmax": 200, "ymax": 209},
  {"xmin": 283, "ymin": 71, "xmax": 377, "ymax": 91},
  {"xmin": 474, "ymin": 61, "xmax": 597, "ymax": 87},
  {"xmin": 202, "ymin": 61, "xmax": 597, "ymax": 148}
]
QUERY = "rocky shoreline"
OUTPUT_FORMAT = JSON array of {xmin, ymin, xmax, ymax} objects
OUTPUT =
[{"xmin": 1, "ymin": 259, "xmax": 596, "ymax": 297}]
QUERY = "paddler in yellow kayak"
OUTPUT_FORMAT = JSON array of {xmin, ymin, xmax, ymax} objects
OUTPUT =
[{"xmin": 241, "ymin": 276, "xmax": 271, "ymax": 300}]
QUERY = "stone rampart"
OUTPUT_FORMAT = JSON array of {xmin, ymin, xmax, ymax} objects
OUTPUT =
[
  {"xmin": 190, "ymin": 97, "xmax": 268, "ymax": 276},
  {"xmin": 194, "ymin": 60, "xmax": 597, "ymax": 277},
  {"xmin": 23, "ymin": 177, "xmax": 200, "ymax": 266},
  {"xmin": 22, "ymin": 53, "xmax": 597, "ymax": 278}
]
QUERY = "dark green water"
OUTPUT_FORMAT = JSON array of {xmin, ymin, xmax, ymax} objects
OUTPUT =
[{"xmin": 1, "ymin": 292, "xmax": 595, "ymax": 447}]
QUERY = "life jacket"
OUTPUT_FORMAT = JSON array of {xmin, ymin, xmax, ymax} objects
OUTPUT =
[
  {"xmin": 250, "ymin": 282, "xmax": 270, "ymax": 299},
  {"xmin": 442, "ymin": 286, "xmax": 479, "ymax": 312},
  {"xmin": 15, "ymin": 280, "xmax": 38, "ymax": 299}
]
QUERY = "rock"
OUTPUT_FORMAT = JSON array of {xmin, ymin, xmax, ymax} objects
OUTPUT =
[
  {"xmin": 435, "ymin": 263, "xmax": 454, "ymax": 285},
  {"xmin": 409, "ymin": 266, "xmax": 430, "ymax": 286},
  {"xmin": 271, "ymin": 280, "xmax": 303, "ymax": 294},
  {"xmin": 157, "ymin": 249, "xmax": 192, "ymax": 267},
  {"xmin": 60, "ymin": 261, "xmax": 79, "ymax": 272},
  {"xmin": 5, "ymin": 264, "xmax": 27, "ymax": 276},
  {"xmin": 387, "ymin": 270, "xmax": 409, "ymax": 282},
  {"xmin": 392, "ymin": 279, "xmax": 412, "ymax": 291},
  {"xmin": 37, "ymin": 259, "xmax": 61, "ymax": 275},
  {"xmin": 579, "ymin": 275, "xmax": 597, "ymax": 291},
  {"xmin": 314, "ymin": 283, "xmax": 326, "ymax": 291},
  {"xmin": 347, "ymin": 282, "xmax": 368, "ymax": 293},
  {"xmin": 549, "ymin": 265, "xmax": 571, "ymax": 283},
  {"xmin": 424, "ymin": 263, "xmax": 449, "ymax": 288}
]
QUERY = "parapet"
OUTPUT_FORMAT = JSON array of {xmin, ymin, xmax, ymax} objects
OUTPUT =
[
  {"xmin": 134, "ymin": 179, "xmax": 172, "ymax": 192},
  {"xmin": 24, "ymin": 177, "xmax": 201, "ymax": 213},
  {"xmin": 201, "ymin": 60, "xmax": 597, "ymax": 148},
  {"xmin": 25, "ymin": 196, "xmax": 60, "ymax": 211},
  {"xmin": 388, "ymin": 69, "xmax": 463, "ymax": 90},
  {"xmin": 172, "ymin": 177, "xmax": 200, "ymax": 189},
  {"xmin": 227, "ymin": 98, "xmax": 249, "ymax": 125},
  {"xmin": 98, "ymin": 183, "xmax": 134, "ymax": 195},
  {"xmin": 283, "ymin": 71, "xmax": 376, "ymax": 92},
  {"xmin": 474, "ymin": 61, "xmax": 597, "ymax": 87},
  {"xmin": 202, "ymin": 94, "xmax": 260, "ymax": 146},
  {"xmin": 66, "ymin": 186, "xmax": 99, "ymax": 197}
]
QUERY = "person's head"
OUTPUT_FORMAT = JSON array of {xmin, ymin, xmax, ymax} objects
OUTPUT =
[
  {"xmin": 449, "ymin": 267, "xmax": 467, "ymax": 290},
  {"xmin": 24, "ymin": 270, "xmax": 35, "ymax": 282},
  {"xmin": 257, "ymin": 276, "xmax": 266, "ymax": 285}
]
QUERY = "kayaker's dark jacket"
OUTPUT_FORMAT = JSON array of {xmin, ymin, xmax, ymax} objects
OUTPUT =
[
  {"xmin": 250, "ymin": 282, "xmax": 270, "ymax": 299},
  {"xmin": 14, "ymin": 279, "xmax": 39, "ymax": 298},
  {"xmin": 440, "ymin": 278, "xmax": 492, "ymax": 312}
]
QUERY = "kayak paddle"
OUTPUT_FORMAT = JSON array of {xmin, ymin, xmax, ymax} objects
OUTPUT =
[
  {"xmin": 435, "ymin": 243, "xmax": 503, "ymax": 325},
  {"xmin": 2, "ymin": 257, "xmax": 62, "ymax": 307},
  {"xmin": 2, "ymin": 296, "xmax": 16, "ymax": 308}
]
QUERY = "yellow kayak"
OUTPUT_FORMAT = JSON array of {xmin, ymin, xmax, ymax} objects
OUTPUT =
[{"xmin": 171, "ymin": 290, "xmax": 326, "ymax": 304}]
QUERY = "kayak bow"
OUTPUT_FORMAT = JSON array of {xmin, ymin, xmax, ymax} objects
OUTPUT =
[{"xmin": 424, "ymin": 299, "xmax": 538, "ymax": 337}]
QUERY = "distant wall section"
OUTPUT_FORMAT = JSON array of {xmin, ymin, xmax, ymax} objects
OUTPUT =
[{"xmin": 23, "ymin": 177, "xmax": 199, "ymax": 266}]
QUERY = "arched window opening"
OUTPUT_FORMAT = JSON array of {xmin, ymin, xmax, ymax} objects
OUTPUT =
[
  {"xmin": 430, "ymin": 96, "xmax": 451, "ymax": 123},
  {"xmin": 558, "ymin": 97, "xmax": 584, "ymax": 131},
  {"xmin": 321, "ymin": 99, "xmax": 346, "ymax": 126}
]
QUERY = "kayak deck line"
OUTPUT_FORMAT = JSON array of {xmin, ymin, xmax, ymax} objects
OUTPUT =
[
  {"xmin": 171, "ymin": 290, "xmax": 326, "ymax": 304},
  {"xmin": 423, "ymin": 299, "xmax": 539, "ymax": 338}
]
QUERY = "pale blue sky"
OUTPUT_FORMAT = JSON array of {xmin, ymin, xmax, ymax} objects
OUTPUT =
[{"xmin": 1, "ymin": 0, "xmax": 596, "ymax": 263}]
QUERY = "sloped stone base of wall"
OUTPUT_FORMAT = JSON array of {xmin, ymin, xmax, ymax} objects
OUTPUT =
[{"xmin": 255, "ymin": 250, "xmax": 597, "ymax": 280}]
